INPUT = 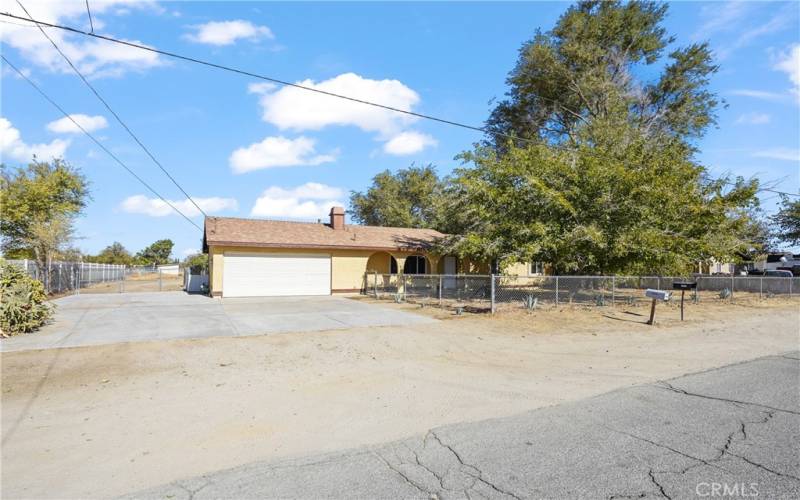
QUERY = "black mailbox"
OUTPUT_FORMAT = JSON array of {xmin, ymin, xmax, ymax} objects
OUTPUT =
[{"xmin": 673, "ymin": 282, "xmax": 697, "ymax": 290}]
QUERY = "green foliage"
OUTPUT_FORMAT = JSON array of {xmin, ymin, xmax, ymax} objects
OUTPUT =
[
  {"xmin": 183, "ymin": 253, "xmax": 208, "ymax": 273},
  {"xmin": 1, "ymin": 159, "xmax": 90, "ymax": 258},
  {"xmin": 771, "ymin": 197, "xmax": 800, "ymax": 247},
  {"xmin": 441, "ymin": 140, "xmax": 759, "ymax": 275},
  {"xmin": 135, "ymin": 239, "xmax": 174, "ymax": 265},
  {"xmin": 0, "ymin": 261, "xmax": 53, "ymax": 336},
  {"xmin": 486, "ymin": 0, "xmax": 719, "ymax": 147},
  {"xmin": 91, "ymin": 242, "xmax": 133, "ymax": 265},
  {"xmin": 434, "ymin": 0, "xmax": 760, "ymax": 275},
  {"xmin": 349, "ymin": 165, "xmax": 448, "ymax": 230}
]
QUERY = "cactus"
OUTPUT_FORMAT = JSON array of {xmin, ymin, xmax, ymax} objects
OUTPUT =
[{"xmin": 522, "ymin": 294, "xmax": 537, "ymax": 310}]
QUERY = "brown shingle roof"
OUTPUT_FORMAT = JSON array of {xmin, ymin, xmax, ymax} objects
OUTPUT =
[{"xmin": 204, "ymin": 216, "xmax": 444, "ymax": 252}]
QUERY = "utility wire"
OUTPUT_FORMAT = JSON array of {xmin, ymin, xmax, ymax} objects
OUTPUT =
[
  {"xmin": 0, "ymin": 10, "xmax": 532, "ymax": 146},
  {"xmin": 14, "ymin": 2, "xmax": 208, "ymax": 218},
  {"xmin": 2, "ymin": 54, "xmax": 202, "ymax": 231},
  {"xmin": 84, "ymin": 0, "xmax": 94, "ymax": 33},
  {"xmin": 2, "ymin": 10, "xmax": 797, "ymax": 200}
]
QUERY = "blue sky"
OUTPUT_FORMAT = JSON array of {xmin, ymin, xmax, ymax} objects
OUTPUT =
[{"xmin": 1, "ymin": 1, "xmax": 798, "ymax": 258}]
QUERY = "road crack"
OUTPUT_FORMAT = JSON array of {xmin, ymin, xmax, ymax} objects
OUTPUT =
[
  {"xmin": 426, "ymin": 430, "xmax": 523, "ymax": 500},
  {"xmin": 656, "ymin": 382, "xmax": 799, "ymax": 415}
]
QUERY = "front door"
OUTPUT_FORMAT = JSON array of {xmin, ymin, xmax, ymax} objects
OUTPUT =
[{"xmin": 444, "ymin": 256, "xmax": 456, "ymax": 289}]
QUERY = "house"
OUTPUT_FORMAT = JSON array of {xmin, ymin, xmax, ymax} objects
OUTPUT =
[{"xmin": 203, "ymin": 207, "xmax": 495, "ymax": 298}]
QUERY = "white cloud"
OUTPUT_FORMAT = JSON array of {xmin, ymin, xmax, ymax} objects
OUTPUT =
[
  {"xmin": 0, "ymin": 1, "xmax": 164, "ymax": 78},
  {"xmin": 734, "ymin": 112, "xmax": 770, "ymax": 125},
  {"xmin": 695, "ymin": 1, "xmax": 750, "ymax": 38},
  {"xmin": 752, "ymin": 148, "xmax": 800, "ymax": 162},
  {"xmin": 728, "ymin": 89, "xmax": 786, "ymax": 101},
  {"xmin": 250, "ymin": 183, "xmax": 344, "ymax": 219},
  {"xmin": 0, "ymin": 117, "xmax": 70, "ymax": 161},
  {"xmin": 247, "ymin": 81, "xmax": 277, "ymax": 94},
  {"xmin": 254, "ymin": 72, "xmax": 420, "ymax": 137},
  {"xmin": 383, "ymin": 131, "xmax": 437, "ymax": 155},
  {"xmin": 120, "ymin": 195, "xmax": 238, "ymax": 217},
  {"xmin": 182, "ymin": 248, "xmax": 200, "ymax": 257},
  {"xmin": 183, "ymin": 20, "xmax": 274, "ymax": 46},
  {"xmin": 774, "ymin": 44, "xmax": 800, "ymax": 101},
  {"xmin": 46, "ymin": 114, "xmax": 108, "ymax": 133},
  {"xmin": 229, "ymin": 136, "xmax": 337, "ymax": 173}
]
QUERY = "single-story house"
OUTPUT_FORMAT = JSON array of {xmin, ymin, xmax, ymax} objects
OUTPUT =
[{"xmin": 203, "ymin": 206, "xmax": 541, "ymax": 298}]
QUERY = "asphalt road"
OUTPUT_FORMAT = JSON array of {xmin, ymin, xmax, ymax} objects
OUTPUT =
[{"xmin": 127, "ymin": 352, "xmax": 800, "ymax": 499}]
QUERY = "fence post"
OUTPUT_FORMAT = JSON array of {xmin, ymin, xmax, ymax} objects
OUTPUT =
[
  {"xmin": 438, "ymin": 275, "xmax": 443, "ymax": 307},
  {"xmin": 731, "ymin": 274, "xmax": 735, "ymax": 300},
  {"xmin": 611, "ymin": 276, "xmax": 615, "ymax": 306},
  {"xmin": 555, "ymin": 276, "xmax": 559, "ymax": 306},
  {"xmin": 759, "ymin": 277, "xmax": 763, "ymax": 300},
  {"xmin": 490, "ymin": 274, "xmax": 496, "ymax": 314},
  {"xmin": 159, "ymin": 269, "xmax": 163, "ymax": 291},
  {"xmin": 790, "ymin": 278, "xmax": 793, "ymax": 298},
  {"xmin": 373, "ymin": 271, "xmax": 378, "ymax": 298}
]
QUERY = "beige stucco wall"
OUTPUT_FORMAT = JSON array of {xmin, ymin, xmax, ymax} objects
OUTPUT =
[{"xmin": 208, "ymin": 245, "xmax": 437, "ymax": 295}]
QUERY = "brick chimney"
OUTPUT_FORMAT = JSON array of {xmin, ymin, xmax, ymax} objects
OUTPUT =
[{"xmin": 329, "ymin": 206, "xmax": 345, "ymax": 230}]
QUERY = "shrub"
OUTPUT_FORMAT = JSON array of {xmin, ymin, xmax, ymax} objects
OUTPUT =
[{"xmin": 0, "ymin": 261, "xmax": 53, "ymax": 336}]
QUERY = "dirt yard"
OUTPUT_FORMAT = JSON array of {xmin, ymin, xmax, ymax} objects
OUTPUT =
[
  {"xmin": 2, "ymin": 299, "xmax": 798, "ymax": 498},
  {"xmin": 77, "ymin": 272, "xmax": 184, "ymax": 294}
]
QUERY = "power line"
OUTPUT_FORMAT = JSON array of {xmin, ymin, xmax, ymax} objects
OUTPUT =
[
  {"xmin": 0, "ymin": 10, "xmax": 531, "ymax": 146},
  {"xmin": 2, "ymin": 10, "xmax": 798, "ymax": 200},
  {"xmin": 84, "ymin": 0, "xmax": 94, "ymax": 33},
  {"xmin": 2, "ymin": 54, "xmax": 202, "ymax": 231},
  {"xmin": 14, "ymin": 2, "xmax": 208, "ymax": 218}
]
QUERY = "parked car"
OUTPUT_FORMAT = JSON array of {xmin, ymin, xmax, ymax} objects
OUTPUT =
[
  {"xmin": 745, "ymin": 269, "xmax": 764, "ymax": 276},
  {"xmin": 764, "ymin": 270, "xmax": 793, "ymax": 278}
]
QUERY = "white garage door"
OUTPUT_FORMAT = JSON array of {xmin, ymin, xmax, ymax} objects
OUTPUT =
[{"xmin": 223, "ymin": 253, "xmax": 331, "ymax": 297}]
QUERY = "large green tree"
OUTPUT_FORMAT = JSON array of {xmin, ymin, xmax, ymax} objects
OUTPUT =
[
  {"xmin": 444, "ymin": 142, "xmax": 758, "ymax": 275},
  {"xmin": 486, "ymin": 0, "xmax": 719, "ymax": 148},
  {"xmin": 349, "ymin": 165, "xmax": 448, "ymax": 230},
  {"xmin": 135, "ymin": 239, "xmax": 174, "ymax": 265},
  {"xmin": 442, "ymin": 0, "xmax": 760, "ymax": 275},
  {"xmin": 1, "ymin": 159, "xmax": 90, "ymax": 286},
  {"xmin": 771, "ymin": 197, "xmax": 800, "ymax": 247}
]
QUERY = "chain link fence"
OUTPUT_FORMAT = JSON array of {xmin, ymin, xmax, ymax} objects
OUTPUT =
[
  {"xmin": 364, "ymin": 272, "xmax": 800, "ymax": 313},
  {"xmin": 6, "ymin": 260, "xmax": 183, "ymax": 295}
]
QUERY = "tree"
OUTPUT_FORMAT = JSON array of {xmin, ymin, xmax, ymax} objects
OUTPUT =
[
  {"xmin": 439, "ymin": 0, "xmax": 761, "ymax": 274},
  {"xmin": 183, "ymin": 252, "xmax": 208, "ymax": 272},
  {"xmin": 443, "ymin": 141, "xmax": 759, "ymax": 275},
  {"xmin": 349, "ymin": 165, "xmax": 448, "ymax": 230},
  {"xmin": 0, "ymin": 159, "xmax": 90, "ymax": 288},
  {"xmin": 94, "ymin": 242, "xmax": 133, "ymax": 265},
  {"xmin": 772, "ymin": 197, "xmax": 800, "ymax": 247},
  {"xmin": 486, "ymin": 1, "xmax": 720, "ymax": 149},
  {"xmin": 135, "ymin": 239, "xmax": 174, "ymax": 265}
]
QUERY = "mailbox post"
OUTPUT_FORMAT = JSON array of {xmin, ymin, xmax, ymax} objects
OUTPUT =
[
  {"xmin": 672, "ymin": 282, "xmax": 697, "ymax": 321},
  {"xmin": 645, "ymin": 289, "xmax": 671, "ymax": 325}
]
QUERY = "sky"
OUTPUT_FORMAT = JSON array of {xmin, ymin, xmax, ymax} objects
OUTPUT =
[{"xmin": 1, "ymin": 0, "xmax": 799, "ymax": 259}]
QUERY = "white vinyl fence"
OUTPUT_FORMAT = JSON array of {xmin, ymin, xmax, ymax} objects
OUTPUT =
[
  {"xmin": 8, "ymin": 260, "xmax": 126, "ymax": 294},
  {"xmin": 366, "ymin": 273, "xmax": 800, "ymax": 313}
]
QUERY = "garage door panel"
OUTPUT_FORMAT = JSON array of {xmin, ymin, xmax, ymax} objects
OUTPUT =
[{"xmin": 223, "ymin": 253, "xmax": 331, "ymax": 297}]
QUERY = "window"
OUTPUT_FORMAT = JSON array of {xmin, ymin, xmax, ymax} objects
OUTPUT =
[
  {"xmin": 403, "ymin": 255, "xmax": 427, "ymax": 274},
  {"xmin": 529, "ymin": 262, "xmax": 544, "ymax": 275}
]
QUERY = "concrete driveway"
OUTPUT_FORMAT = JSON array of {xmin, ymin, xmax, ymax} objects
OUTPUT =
[{"xmin": 0, "ymin": 292, "xmax": 435, "ymax": 352}]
